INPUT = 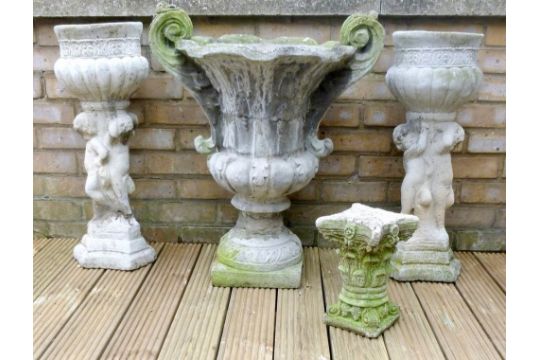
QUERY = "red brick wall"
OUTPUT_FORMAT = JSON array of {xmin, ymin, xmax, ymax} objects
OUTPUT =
[{"xmin": 33, "ymin": 16, "xmax": 506, "ymax": 250}]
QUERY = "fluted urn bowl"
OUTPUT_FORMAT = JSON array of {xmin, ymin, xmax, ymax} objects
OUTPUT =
[
  {"xmin": 150, "ymin": 7, "xmax": 384, "ymax": 288},
  {"xmin": 386, "ymin": 31, "xmax": 483, "ymax": 120}
]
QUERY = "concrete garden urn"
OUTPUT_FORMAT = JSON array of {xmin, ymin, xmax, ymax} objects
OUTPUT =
[
  {"xmin": 149, "ymin": 5, "xmax": 384, "ymax": 288},
  {"xmin": 54, "ymin": 22, "xmax": 156, "ymax": 270},
  {"xmin": 316, "ymin": 203, "xmax": 418, "ymax": 337},
  {"xmin": 385, "ymin": 31, "xmax": 483, "ymax": 282}
]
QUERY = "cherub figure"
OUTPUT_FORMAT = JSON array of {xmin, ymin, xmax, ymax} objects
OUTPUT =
[{"xmin": 74, "ymin": 109, "xmax": 137, "ymax": 220}]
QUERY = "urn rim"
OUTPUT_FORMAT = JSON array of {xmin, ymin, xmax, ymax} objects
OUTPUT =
[
  {"xmin": 176, "ymin": 39, "xmax": 356, "ymax": 63},
  {"xmin": 392, "ymin": 30, "xmax": 483, "ymax": 49},
  {"xmin": 54, "ymin": 22, "xmax": 143, "ymax": 41}
]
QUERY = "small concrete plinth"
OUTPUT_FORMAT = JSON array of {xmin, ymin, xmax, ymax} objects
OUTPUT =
[
  {"xmin": 391, "ymin": 247, "xmax": 461, "ymax": 282},
  {"xmin": 74, "ymin": 240, "xmax": 156, "ymax": 271},
  {"xmin": 211, "ymin": 259, "xmax": 302, "ymax": 289}
]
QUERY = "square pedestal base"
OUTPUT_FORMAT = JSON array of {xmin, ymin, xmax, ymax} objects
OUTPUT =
[
  {"xmin": 73, "ymin": 243, "xmax": 156, "ymax": 271},
  {"xmin": 391, "ymin": 257, "xmax": 461, "ymax": 282},
  {"xmin": 211, "ymin": 260, "xmax": 302, "ymax": 289},
  {"xmin": 325, "ymin": 307, "xmax": 400, "ymax": 338}
]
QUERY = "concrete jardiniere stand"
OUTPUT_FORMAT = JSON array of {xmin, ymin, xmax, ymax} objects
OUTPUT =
[
  {"xmin": 149, "ymin": 5, "xmax": 384, "ymax": 288},
  {"xmin": 386, "ymin": 31, "xmax": 483, "ymax": 282},
  {"xmin": 316, "ymin": 203, "xmax": 418, "ymax": 337},
  {"xmin": 54, "ymin": 22, "xmax": 156, "ymax": 270}
]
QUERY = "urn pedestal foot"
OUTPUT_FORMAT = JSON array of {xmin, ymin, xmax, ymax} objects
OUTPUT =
[
  {"xmin": 211, "ymin": 259, "xmax": 302, "ymax": 289},
  {"xmin": 74, "ymin": 217, "xmax": 156, "ymax": 271},
  {"xmin": 211, "ymin": 211, "xmax": 303, "ymax": 288},
  {"xmin": 325, "ymin": 301, "xmax": 400, "ymax": 338}
]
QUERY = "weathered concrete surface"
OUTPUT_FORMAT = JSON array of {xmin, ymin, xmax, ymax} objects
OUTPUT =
[
  {"xmin": 34, "ymin": 0, "xmax": 504, "ymax": 17},
  {"xmin": 381, "ymin": 0, "xmax": 505, "ymax": 16}
]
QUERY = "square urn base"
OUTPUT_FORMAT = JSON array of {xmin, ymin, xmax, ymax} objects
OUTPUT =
[{"xmin": 210, "ymin": 259, "xmax": 302, "ymax": 289}]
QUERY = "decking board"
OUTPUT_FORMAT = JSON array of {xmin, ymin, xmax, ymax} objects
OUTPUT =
[
  {"xmin": 475, "ymin": 252, "xmax": 506, "ymax": 291},
  {"xmin": 32, "ymin": 238, "xmax": 506, "ymax": 360},
  {"xmin": 39, "ymin": 244, "xmax": 163, "ymax": 360},
  {"xmin": 34, "ymin": 238, "xmax": 78, "ymax": 300},
  {"xmin": 319, "ymin": 249, "xmax": 389, "ymax": 360},
  {"xmin": 275, "ymin": 247, "xmax": 331, "ymax": 360},
  {"xmin": 384, "ymin": 281, "xmax": 445, "ymax": 360},
  {"xmin": 455, "ymin": 252, "xmax": 506, "ymax": 357},
  {"xmin": 413, "ymin": 281, "xmax": 502, "ymax": 360},
  {"xmin": 217, "ymin": 288, "xmax": 276, "ymax": 360},
  {"xmin": 157, "ymin": 245, "xmax": 231, "ymax": 360},
  {"xmin": 101, "ymin": 244, "xmax": 201, "ymax": 360}
]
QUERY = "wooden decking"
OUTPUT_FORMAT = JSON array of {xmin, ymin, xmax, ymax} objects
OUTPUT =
[{"xmin": 34, "ymin": 238, "xmax": 506, "ymax": 360}]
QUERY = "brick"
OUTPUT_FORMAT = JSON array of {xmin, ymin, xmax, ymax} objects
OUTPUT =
[
  {"xmin": 289, "ymin": 182, "xmax": 317, "ymax": 201},
  {"xmin": 460, "ymin": 182, "xmax": 506, "ymax": 204},
  {"xmin": 132, "ymin": 73, "xmax": 183, "ymax": 99},
  {"xmin": 36, "ymin": 127, "xmax": 85, "ymax": 149},
  {"xmin": 36, "ymin": 21, "xmax": 59, "ymax": 46},
  {"xmin": 478, "ymin": 75, "xmax": 505, "ymax": 102},
  {"xmin": 130, "ymin": 128, "xmax": 176, "ymax": 150},
  {"xmin": 452, "ymin": 156, "xmax": 500, "ymax": 178},
  {"xmin": 193, "ymin": 18, "xmax": 256, "ymax": 38},
  {"xmin": 319, "ymin": 129, "xmax": 392, "ymax": 152},
  {"xmin": 33, "ymin": 220, "xmax": 49, "ymax": 237},
  {"xmin": 387, "ymin": 182, "xmax": 402, "ymax": 203},
  {"xmin": 467, "ymin": 129, "xmax": 506, "ymax": 153},
  {"xmin": 33, "ymin": 101, "xmax": 74, "ymax": 124},
  {"xmin": 34, "ymin": 200, "xmax": 82, "ymax": 221},
  {"xmin": 478, "ymin": 48, "xmax": 506, "ymax": 74},
  {"xmin": 379, "ymin": 19, "xmax": 408, "ymax": 46},
  {"xmin": 446, "ymin": 206, "xmax": 496, "ymax": 227},
  {"xmin": 147, "ymin": 201, "xmax": 216, "ymax": 223},
  {"xmin": 372, "ymin": 47, "xmax": 394, "ymax": 73},
  {"xmin": 178, "ymin": 226, "xmax": 229, "ymax": 243},
  {"xmin": 285, "ymin": 204, "xmax": 350, "ymax": 226},
  {"xmin": 457, "ymin": 104, "xmax": 505, "ymax": 128},
  {"xmin": 144, "ymin": 101, "xmax": 208, "ymax": 125},
  {"xmin": 144, "ymin": 152, "xmax": 209, "ymax": 175},
  {"xmin": 258, "ymin": 19, "xmax": 330, "ymax": 44},
  {"xmin": 321, "ymin": 104, "xmax": 361, "ymax": 127},
  {"xmin": 407, "ymin": 20, "xmax": 483, "ymax": 35},
  {"xmin": 33, "ymin": 46, "xmax": 59, "ymax": 71},
  {"xmin": 47, "ymin": 222, "xmax": 87, "ymax": 238},
  {"xmin": 217, "ymin": 203, "xmax": 238, "ymax": 224},
  {"xmin": 359, "ymin": 156, "xmax": 403, "ymax": 177},
  {"xmin": 177, "ymin": 178, "xmax": 232, "ymax": 199},
  {"xmin": 453, "ymin": 229, "xmax": 505, "ymax": 251},
  {"xmin": 44, "ymin": 72, "xmax": 75, "ymax": 99},
  {"xmin": 317, "ymin": 155, "xmax": 356, "ymax": 176},
  {"xmin": 339, "ymin": 74, "xmax": 394, "ymax": 101},
  {"xmin": 364, "ymin": 102, "xmax": 405, "ymax": 127},
  {"xmin": 34, "ymin": 151, "xmax": 78, "ymax": 174},
  {"xmin": 485, "ymin": 22, "xmax": 505, "ymax": 46},
  {"xmin": 178, "ymin": 127, "xmax": 210, "ymax": 150},
  {"xmin": 129, "ymin": 152, "xmax": 146, "ymax": 175},
  {"xmin": 131, "ymin": 179, "xmax": 176, "ymax": 199},
  {"xmin": 34, "ymin": 72, "xmax": 42, "ymax": 99},
  {"xmin": 37, "ymin": 175, "xmax": 86, "ymax": 197},
  {"xmin": 290, "ymin": 226, "xmax": 315, "ymax": 246},
  {"xmin": 495, "ymin": 208, "xmax": 505, "ymax": 228},
  {"xmin": 141, "ymin": 224, "xmax": 179, "ymax": 242},
  {"xmin": 320, "ymin": 181, "xmax": 386, "ymax": 202}
]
